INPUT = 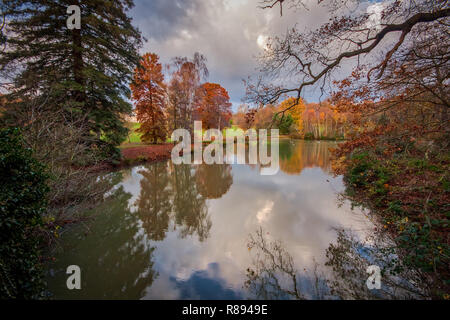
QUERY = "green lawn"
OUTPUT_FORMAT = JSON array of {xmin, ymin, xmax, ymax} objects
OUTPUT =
[
  {"xmin": 121, "ymin": 123, "xmax": 245, "ymax": 148},
  {"xmin": 126, "ymin": 122, "xmax": 141, "ymax": 143}
]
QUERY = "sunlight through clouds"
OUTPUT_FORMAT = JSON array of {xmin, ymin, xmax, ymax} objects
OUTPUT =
[
  {"xmin": 256, "ymin": 200, "xmax": 274, "ymax": 223},
  {"xmin": 257, "ymin": 34, "xmax": 269, "ymax": 50}
]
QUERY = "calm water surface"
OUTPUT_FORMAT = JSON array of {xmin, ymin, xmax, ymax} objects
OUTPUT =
[{"xmin": 46, "ymin": 140, "xmax": 371, "ymax": 299}]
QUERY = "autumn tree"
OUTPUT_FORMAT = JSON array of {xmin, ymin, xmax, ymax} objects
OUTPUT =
[
  {"xmin": 232, "ymin": 104, "xmax": 251, "ymax": 129},
  {"xmin": 330, "ymin": 14, "xmax": 449, "ymax": 156},
  {"xmin": 194, "ymin": 82, "xmax": 232, "ymax": 130},
  {"xmin": 131, "ymin": 53, "xmax": 167, "ymax": 144},
  {"xmin": 247, "ymin": 1, "xmax": 449, "ymax": 118},
  {"xmin": 167, "ymin": 53, "xmax": 208, "ymax": 133},
  {"xmin": 252, "ymin": 105, "xmax": 276, "ymax": 130},
  {"xmin": 278, "ymin": 97, "xmax": 305, "ymax": 133},
  {"xmin": 232, "ymin": 111, "xmax": 248, "ymax": 129}
]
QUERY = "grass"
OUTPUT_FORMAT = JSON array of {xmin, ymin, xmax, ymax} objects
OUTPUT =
[
  {"xmin": 120, "ymin": 123, "xmax": 303, "ymax": 150},
  {"xmin": 125, "ymin": 122, "xmax": 141, "ymax": 143}
]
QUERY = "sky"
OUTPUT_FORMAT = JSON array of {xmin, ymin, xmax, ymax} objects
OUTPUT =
[
  {"xmin": 129, "ymin": 0, "xmax": 335, "ymax": 111},
  {"xmin": 129, "ymin": 0, "xmax": 389, "ymax": 111}
]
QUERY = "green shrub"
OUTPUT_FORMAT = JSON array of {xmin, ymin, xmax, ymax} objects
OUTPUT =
[
  {"xmin": 347, "ymin": 151, "xmax": 373, "ymax": 187},
  {"xmin": 347, "ymin": 151, "xmax": 390, "ymax": 192},
  {"xmin": 273, "ymin": 114, "xmax": 294, "ymax": 135},
  {"xmin": 0, "ymin": 128, "xmax": 49, "ymax": 299},
  {"xmin": 304, "ymin": 132, "xmax": 315, "ymax": 140}
]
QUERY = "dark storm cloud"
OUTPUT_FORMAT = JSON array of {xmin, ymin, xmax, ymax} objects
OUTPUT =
[{"xmin": 132, "ymin": 0, "xmax": 202, "ymax": 41}]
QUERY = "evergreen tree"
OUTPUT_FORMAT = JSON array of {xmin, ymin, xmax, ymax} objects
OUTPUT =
[{"xmin": 0, "ymin": 0, "xmax": 142, "ymax": 158}]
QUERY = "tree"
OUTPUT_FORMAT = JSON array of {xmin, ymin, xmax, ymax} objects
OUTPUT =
[
  {"xmin": 167, "ymin": 53, "xmax": 208, "ymax": 133},
  {"xmin": 331, "ymin": 14, "xmax": 450, "ymax": 157},
  {"xmin": 278, "ymin": 97, "xmax": 305, "ymax": 133},
  {"xmin": 247, "ymin": 1, "xmax": 449, "ymax": 114},
  {"xmin": 232, "ymin": 111, "xmax": 248, "ymax": 129},
  {"xmin": 1, "ymin": 0, "xmax": 142, "ymax": 158},
  {"xmin": 194, "ymin": 82, "xmax": 232, "ymax": 130},
  {"xmin": 130, "ymin": 53, "xmax": 167, "ymax": 144},
  {"xmin": 273, "ymin": 113, "xmax": 293, "ymax": 135},
  {"xmin": 252, "ymin": 105, "xmax": 276, "ymax": 130}
]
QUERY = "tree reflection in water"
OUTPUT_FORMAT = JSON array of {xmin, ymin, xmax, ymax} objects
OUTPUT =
[
  {"xmin": 136, "ymin": 162, "xmax": 172, "ymax": 241},
  {"xmin": 172, "ymin": 163, "xmax": 210, "ymax": 241},
  {"xmin": 279, "ymin": 140, "xmax": 334, "ymax": 175},
  {"xmin": 47, "ymin": 186, "xmax": 158, "ymax": 299},
  {"xmin": 195, "ymin": 163, "xmax": 233, "ymax": 199},
  {"xmin": 245, "ymin": 227, "xmax": 428, "ymax": 300},
  {"xmin": 325, "ymin": 230, "xmax": 428, "ymax": 299},
  {"xmin": 245, "ymin": 227, "xmax": 328, "ymax": 300},
  {"xmin": 136, "ymin": 162, "xmax": 233, "ymax": 242}
]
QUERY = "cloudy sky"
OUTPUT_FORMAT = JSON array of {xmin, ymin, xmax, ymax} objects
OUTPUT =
[
  {"xmin": 129, "ymin": 0, "xmax": 385, "ymax": 111},
  {"xmin": 129, "ymin": 0, "xmax": 336, "ymax": 110}
]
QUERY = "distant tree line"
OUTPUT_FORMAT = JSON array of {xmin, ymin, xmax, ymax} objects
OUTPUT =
[{"xmin": 232, "ymin": 97, "xmax": 349, "ymax": 139}]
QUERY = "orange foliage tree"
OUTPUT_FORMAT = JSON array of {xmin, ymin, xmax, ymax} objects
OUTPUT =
[
  {"xmin": 252, "ymin": 104, "xmax": 275, "ymax": 130},
  {"xmin": 194, "ymin": 82, "xmax": 232, "ymax": 130},
  {"xmin": 232, "ymin": 104, "xmax": 250, "ymax": 129},
  {"xmin": 131, "ymin": 53, "xmax": 167, "ymax": 144},
  {"xmin": 278, "ymin": 97, "xmax": 306, "ymax": 133}
]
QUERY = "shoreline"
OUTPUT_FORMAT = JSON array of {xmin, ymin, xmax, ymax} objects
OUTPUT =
[{"xmin": 117, "ymin": 138, "xmax": 343, "ymax": 169}]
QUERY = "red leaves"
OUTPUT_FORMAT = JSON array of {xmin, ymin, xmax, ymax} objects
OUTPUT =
[
  {"xmin": 130, "ymin": 53, "xmax": 167, "ymax": 144},
  {"xmin": 194, "ymin": 82, "xmax": 232, "ymax": 129}
]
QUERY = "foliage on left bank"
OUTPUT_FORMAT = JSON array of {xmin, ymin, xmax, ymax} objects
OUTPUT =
[{"xmin": 0, "ymin": 128, "xmax": 49, "ymax": 299}]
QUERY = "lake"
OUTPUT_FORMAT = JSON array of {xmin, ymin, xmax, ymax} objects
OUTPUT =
[{"xmin": 46, "ymin": 139, "xmax": 372, "ymax": 299}]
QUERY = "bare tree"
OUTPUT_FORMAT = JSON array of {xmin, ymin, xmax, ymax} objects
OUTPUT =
[
  {"xmin": 0, "ymin": 4, "xmax": 5, "ymax": 52},
  {"xmin": 166, "ymin": 53, "xmax": 209, "ymax": 133},
  {"xmin": 247, "ymin": 0, "xmax": 449, "ymax": 115}
]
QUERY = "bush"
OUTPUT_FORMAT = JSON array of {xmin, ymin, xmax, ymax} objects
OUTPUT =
[
  {"xmin": 0, "ymin": 128, "xmax": 49, "ymax": 299},
  {"xmin": 288, "ymin": 132, "xmax": 303, "ymax": 139},
  {"xmin": 15, "ymin": 107, "xmax": 114, "ymax": 223},
  {"xmin": 273, "ymin": 114, "xmax": 294, "ymax": 135},
  {"xmin": 347, "ymin": 151, "xmax": 390, "ymax": 192}
]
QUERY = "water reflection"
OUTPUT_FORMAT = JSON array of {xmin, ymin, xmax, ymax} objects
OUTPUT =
[
  {"xmin": 279, "ymin": 140, "xmax": 333, "ymax": 175},
  {"xmin": 245, "ymin": 227, "xmax": 427, "ymax": 300},
  {"xmin": 245, "ymin": 227, "xmax": 329, "ymax": 300},
  {"xmin": 46, "ymin": 186, "xmax": 157, "ymax": 299},
  {"xmin": 171, "ymin": 164, "xmax": 211, "ymax": 241},
  {"xmin": 324, "ymin": 230, "xmax": 428, "ymax": 299},
  {"xmin": 46, "ymin": 140, "xmax": 373, "ymax": 299},
  {"xmin": 195, "ymin": 164, "xmax": 233, "ymax": 199},
  {"xmin": 137, "ymin": 162, "xmax": 172, "ymax": 241}
]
